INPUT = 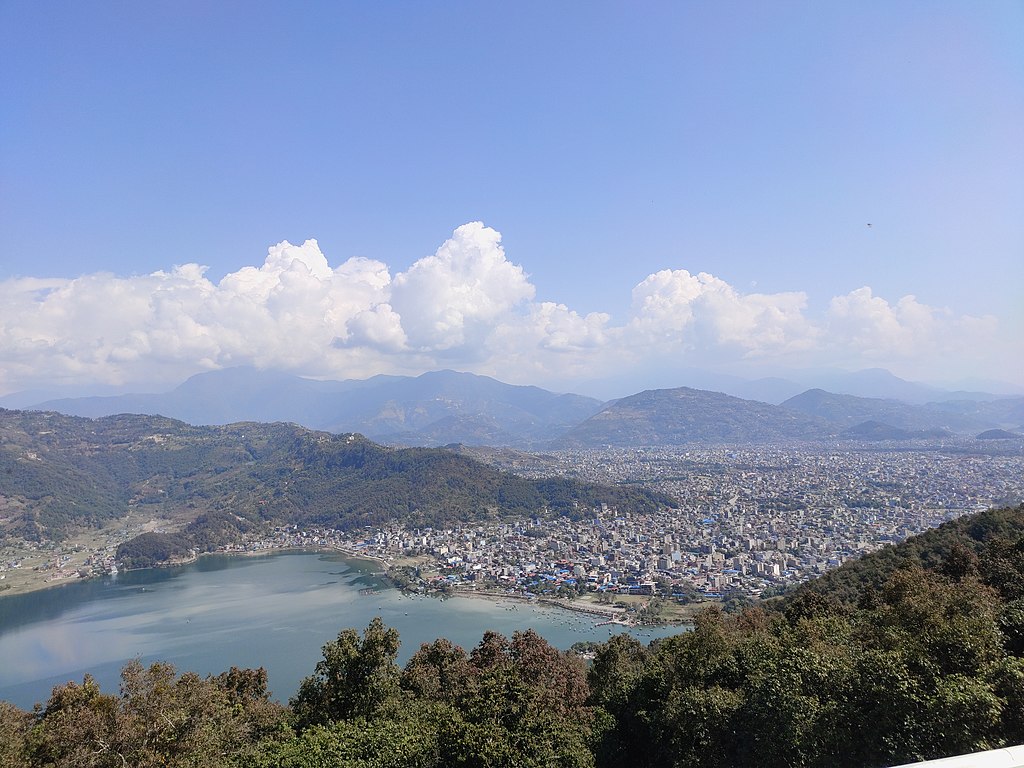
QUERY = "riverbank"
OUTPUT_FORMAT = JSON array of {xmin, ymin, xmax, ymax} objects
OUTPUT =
[
  {"xmin": 538, "ymin": 597, "xmax": 628, "ymax": 620},
  {"xmin": 0, "ymin": 531, "xmax": 122, "ymax": 599},
  {"xmin": 0, "ymin": 568, "xmax": 84, "ymax": 598},
  {"xmin": 329, "ymin": 545, "xmax": 391, "ymax": 568},
  {"xmin": 449, "ymin": 588, "xmax": 537, "ymax": 603}
]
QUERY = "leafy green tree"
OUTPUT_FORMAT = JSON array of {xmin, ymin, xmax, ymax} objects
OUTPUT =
[
  {"xmin": 587, "ymin": 633, "xmax": 651, "ymax": 766},
  {"xmin": 252, "ymin": 707, "xmax": 448, "ymax": 768},
  {"xmin": 291, "ymin": 617, "xmax": 402, "ymax": 729},
  {"xmin": 25, "ymin": 674, "xmax": 121, "ymax": 768},
  {"xmin": 0, "ymin": 701, "xmax": 31, "ymax": 768},
  {"xmin": 401, "ymin": 638, "xmax": 473, "ymax": 703},
  {"xmin": 993, "ymin": 656, "xmax": 1024, "ymax": 744},
  {"xmin": 839, "ymin": 567, "xmax": 1007, "ymax": 765},
  {"xmin": 24, "ymin": 661, "xmax": 286, "ymax": 768},
  {"xmin": 651, "ymin": 683, "xmax": 742, "ymax": 768},
  {"xmin": 402, "ymin": 628, "xmax": 597, "ymax": 768}
]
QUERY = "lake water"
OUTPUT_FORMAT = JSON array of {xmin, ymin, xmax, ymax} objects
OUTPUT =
[{"xmin": 0, "ymin": 551, "xmax": 686, "ymax": 709}]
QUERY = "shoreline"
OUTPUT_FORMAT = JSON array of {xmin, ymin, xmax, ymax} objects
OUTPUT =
[
  {"xmin": 0, "ymin": 572, "xmax": 91, "ymax": 599},
  {"xmin": 440, "ymin": 588, "xmax": 694, "ymax": 627},
  {"xmin": 537, "ymin": 598, "xmax": 629, "ymax": 619},
  {"xmin": 0, "ymin": 546, "xmax": 692, "ymax": 628},
  {"xmin": 0, "ymin": 543, "xmax": 389, "ymax": 600},
  {"xmin": 0, "ymin": 565, "xmax": 118, "ymax": 600},
  {"xmin": 449, "ymin": 588, "xmax": 537, "ymax": 603}
]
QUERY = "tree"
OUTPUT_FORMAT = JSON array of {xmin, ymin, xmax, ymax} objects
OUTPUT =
[
  {"xmin": 252, "ymin": 708, "xmax": 448, "ymax": 768},
  {"xmin": 401, "ymin": 638, "xmax": 473, "ymax": 704},
  {"xmin": 291, "ymin": 617, "xmax": 402, "ymax": 729},
  {"xmin": 26, "ymin": 674, "xmax": 121, "ymax": 768},
  {"xmin": 400, "ymin": 629, "xmax": 597, "ymax": 768},
  {"xmin": 587, "ymin": 633, "xmax": 652, "ymax": 767},
  {"xmin": 0, "ymin": 701, "xmax": 31, "ymax": 768},
  {"xmin": 24, "ymin": 661, "xmax": 288, "ymax": 768},
  {"xmin": 839, "ymin": 567, "xmax": 1007, "ymax": 765}
]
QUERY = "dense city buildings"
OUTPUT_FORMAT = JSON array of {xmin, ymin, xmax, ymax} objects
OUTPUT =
[
  {"xmin": 5, "ymin": 439, "xmax": 1020, "ymax": 607},
  {"xmin": 234, "ymin": 440, "xmax": 1024, "ymax": 603}
]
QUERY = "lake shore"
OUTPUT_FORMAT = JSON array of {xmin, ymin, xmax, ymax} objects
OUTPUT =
[
  {"xmin": 0, "ymin": 568, "xmax": 89, "ymax": 598},
  {"xmin": 0, "ymin": 542, "xmax": 381, "ymax": 600},
  {"xmin": 0, "ymin": 551, "xmax": 691, "ymax": 711},
  {"xmin": 0, "ymin": 544, "xmax": 694, "ymax": 628}
]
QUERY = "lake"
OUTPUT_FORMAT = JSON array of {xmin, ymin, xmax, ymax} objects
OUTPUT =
[{"xmin": 0, "ymin": 551, "xmax": 686, "ymax": 709}]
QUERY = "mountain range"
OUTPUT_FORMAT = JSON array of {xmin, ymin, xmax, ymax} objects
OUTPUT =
[
  {"xmin": 555, "ymin": 387, "xmax": 827, "ymax": 447},
  {"xmin": 14, "ymin": 367, "xmax": 1024, "ymax": 448},
  {"xmin": 26, "ymin": 369, "xmax": 604, "ymax": 449},
  {"xmin": 778, "ymin": 389, "xmax": 1024, "ymax": 436}
]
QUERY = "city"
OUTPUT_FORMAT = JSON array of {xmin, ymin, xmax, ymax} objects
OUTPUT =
[
  {"xmin": 5, "ymin": 439, "xmax": 1020, "ymax": 620},
  {"xmin": 228, "ymin": 441, "xmax": 1024, "ymax": 612}
]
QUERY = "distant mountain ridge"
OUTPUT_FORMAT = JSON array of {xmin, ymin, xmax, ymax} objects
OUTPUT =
[
  {"xmin": 977, "ymin": 429, "xmax": 1024, "ymax": 441},
  {"xmin": 32, "ymin": 368, "xmax": 603, "ymax": 449},
  {"xmin": 21, "ymin": 367, "xmax": 1024, "ymax": 449},
  {"xmin": 781, "ymin": 388, "xmax": 1024, "ymax": 436},
  {"xmin": 576, "ymin": 366, "xmax": 1020, "ymax": 405},
  {"xmin": 555, "ymin": 387, "xmax": 832, "ymax": 447},
  {"xmin": 839, "ymin": 420, "xmax": 952, "ymax": 441},
  {"xmin": 557, "ymin": 385, "xmax": 1024, "ymax": 448}
]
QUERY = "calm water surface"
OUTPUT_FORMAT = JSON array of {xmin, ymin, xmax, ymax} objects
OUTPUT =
[{"xmin": 0, "ymin": 551, "xmax": 685, "ymax": 708}]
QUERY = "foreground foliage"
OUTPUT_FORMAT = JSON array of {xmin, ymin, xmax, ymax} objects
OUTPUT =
[
  {"xmin": 4, "ymin": 504, "xmax": 1024, "ymax": 767},
  {"xmin": 3, "ymin": 663, "xmax": 285, "ymax": 768}
]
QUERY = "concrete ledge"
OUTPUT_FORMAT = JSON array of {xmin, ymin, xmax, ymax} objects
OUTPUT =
[{"xmin": 891, "ymin": 745, "xmax": 1024, "ymax": 768}]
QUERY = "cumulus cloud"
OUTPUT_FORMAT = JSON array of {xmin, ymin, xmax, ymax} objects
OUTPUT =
[
  {"xmin": 342, "ymin": 304, "xmax": 407, "ymax": 352},
  {"xmin": 389, "ymin": 222, "xmax": 535, "ymax": 351},
  {"xmin": 0, "ymin": 240, "xmax": 398, "ymax": 392},
  {"xmin": 628, "ymin": 269, "xmax": 817, "ymax": 355},
  {"xmin": 0, "ymin": 223, "xmax": 1012, "ymax": 396},
  {"xmin": 826, "ymin": 287, "xmax": 1000, "ymax": 369},
  {"xmin": 478, "ymin": 302, "xmax": 618, "ymax": 385}
]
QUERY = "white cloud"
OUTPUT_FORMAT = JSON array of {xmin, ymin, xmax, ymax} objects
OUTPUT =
[
  {"xmin": 478, "ymin": 302, "xmax": 619, "ymax": 386},
  {"xmin": 389, "ymin": 222, "xmax": 534, "ymax": 351},
  {"xmin": 826, "ymin": 287, "xmax": 1000, "ymax": 369},
  {"xmin": 0, "ymin": 240, "xmax": 400, "ymax": 392},
  {"xmin": 0, "ymin": 224, "xmax": 1015, "ymax": 397},
  {"xmin": 342, "ymin": 304, "xmax": 407, "ymax": 352},
  {"xmin": 627, "ymin": 269, "xmax": 817, "ymax": 356}
]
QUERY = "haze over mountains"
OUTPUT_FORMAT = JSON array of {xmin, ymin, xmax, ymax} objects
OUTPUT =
[
  {"xmin": 556, "ymin": 388, "xmax": 827, "ymax": 448},
  {"xmin": 779, "ymin": 389, "xmax": 1024, "ymax": 437},
  {"xmin": 13, "ymin": 367, "xmax": 1024, "ymax": 449},
  {"xmin": 23, "ymin": 369, "xmax": 603, "ymax": 449}
]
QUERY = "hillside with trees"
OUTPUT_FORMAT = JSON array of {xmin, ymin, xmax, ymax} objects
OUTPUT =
[
  {"xmin": 3, "ymin": 503, "xmax": 1024, "ymax": 767},
  {"xmin": 0, "ymin": 409, "xmax": 674, "ymax": 560}
]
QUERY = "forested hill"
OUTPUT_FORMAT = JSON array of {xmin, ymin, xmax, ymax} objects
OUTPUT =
[
  {"xmin": 0, "ymin": 409, "xmax": 674, "ymax": 550},
  {"xmin": 789, "ymin": 503, "xmax": 1024, "ymax": 607}
]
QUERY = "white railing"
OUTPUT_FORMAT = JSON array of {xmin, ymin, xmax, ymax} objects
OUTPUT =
[{"xmin": 891, "ymin": 745, "xmax": 1024, "ymax": 768}]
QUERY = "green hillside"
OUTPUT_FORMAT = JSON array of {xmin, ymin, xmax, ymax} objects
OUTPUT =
[
  {"xmin": 790, "ymin": 502, "xmax": 1024, "ymax": 608},
  {"xmin": 0, "ymin": 409, "xmax": 674, "ymax": 553}
]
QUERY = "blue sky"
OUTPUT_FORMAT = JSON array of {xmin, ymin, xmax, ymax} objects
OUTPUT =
[{"xmin": 1, "ymin": 1, "xmax": 1022, "ymax": 398}]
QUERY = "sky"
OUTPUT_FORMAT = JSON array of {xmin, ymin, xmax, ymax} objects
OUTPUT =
[{"xmin": 1, "ymin": 0, "xmax": 1022, "ymax": 400}]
